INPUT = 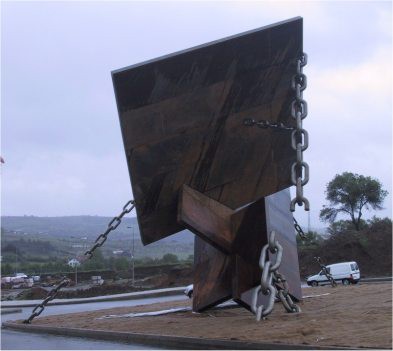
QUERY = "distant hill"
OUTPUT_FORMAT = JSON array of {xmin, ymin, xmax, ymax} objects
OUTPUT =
[
  {"xmin": 1, "ymin": 216, "xmax": 195, "ymax": 260},
  {"xmin": 1, "ymin": 215, "xmax": 194, "ymax": 243}
]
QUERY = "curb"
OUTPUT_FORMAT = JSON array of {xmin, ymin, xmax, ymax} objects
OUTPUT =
[
  {"xmin": 1, "ymin": 308, "xmax": 22, "ymax": 315},
  {"xmin": 2, "ymin": 322, "xmax": 367, "ymax": 350},
  {"xmin": 361, "ymin": 277, "xmax": 392, "ymax": 283},
  {"xmin": 1, "ymin": 287, "xmax": 186, "ymax": 308}
]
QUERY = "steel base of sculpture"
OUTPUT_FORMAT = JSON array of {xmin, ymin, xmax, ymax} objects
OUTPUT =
[{"xmin": 179, "ymin": 185, "xmax": 301, "ymax": 312}]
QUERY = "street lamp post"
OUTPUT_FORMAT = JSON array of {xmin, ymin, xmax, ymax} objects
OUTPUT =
[
  {"xmin": 68, "ymin": 258, "xmax": 80, "ymax": 285},
  {"xmin": 69, "ymin": 235, "xmax": 85, "ymax": 286},
  {"xmin": 127, "ymin": 226, "xmax": 135, "ymax": 287},
  {"xmin": 132, "ymin": 227, "xmax": 135, "ymax": 286}
]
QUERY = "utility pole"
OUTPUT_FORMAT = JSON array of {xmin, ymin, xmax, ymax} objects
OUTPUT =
[
  {"xmin": 69, "ymin": 234, "xmax": 84, "ymax": 286},
  {"xmin": 308, "ymin": 210, "xmax": 311, "ymax": 233},
  {"xmin": 15, "ymin": 247, "xmax": 17, "ymax": 275},
  {"xmin": 131, "ymin": 226, "xmax": 135, "ymax": 286},
  {"xmin": 127, "ymin": 226, "xmax": 135, "ymax": 286},
  {"xmin": 68, "ymin": 259, "xmax": 80, "ymax": 286}
]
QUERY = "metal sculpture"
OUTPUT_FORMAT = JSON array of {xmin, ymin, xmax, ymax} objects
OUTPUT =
[{"xmin": 112, "ymin": 17, "xmax": 307, "ymax": 316}]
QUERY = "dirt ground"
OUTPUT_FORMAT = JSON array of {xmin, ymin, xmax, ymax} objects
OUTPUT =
[{"xmin": 17, "ymin": 283, "xmax": 392, "ymax": 349}]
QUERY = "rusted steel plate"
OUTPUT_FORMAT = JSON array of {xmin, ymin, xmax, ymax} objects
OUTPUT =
[
  {"xmin": 112, "ymin": 17, "xmax": 303, "ymax": 244},
  {"xmin": 265, "ymin": 189, "xmax": 302, "ymax": 300},
  {"xmin": 178, "ymin": 184, "xmax": 235, "ymax": 253},
  {"xmin": 239, "ymin": 189, "xmax": 302, "ymax": 307},
  {"xmin": 193, "ymin": 236, "xmax": 233, "ymax": 311},
  {"xmin": 190, "ymin": 188, "xmax": 301, "ymax": 312}
]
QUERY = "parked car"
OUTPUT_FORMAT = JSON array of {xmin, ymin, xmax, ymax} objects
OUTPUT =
[
  {"xmin": 32, "ymin": 275, "xmax": 41, "ymax": 283},
  {"xmin": 1, "ymin": 277, "xmax": 12, "ymax": 289},
  {"xmin": 184, "ymin": 284, "xmax": 193, "ymax": 298},
  {"xmin": 10, "ymin": 277, "xmax": 25, "ymax": 284},
  {"xmin": 91, "ymin": 276, "xmax": 104, "ymax": 286},
  {"xmin": 11, "ymin": 282, "xmax": 25, "ymax": 289},
  {"xmin": 10, "ymin": 277, "xmax": 34, "ymax": 289},
  {"xmin": 307, "ymin": 261, "xmax": 360, "ymax": 286}
]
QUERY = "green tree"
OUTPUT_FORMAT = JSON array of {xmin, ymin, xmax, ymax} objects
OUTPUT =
[
  {"xmin": 296, "ymin": 230, "xmax": 322, "ymax": 247},
  {"xmin": 1, "ymin": 263, "xmax": 12, "ymax": 275},
  {"xmin": 135, "ymin": 256, "xmax": 154, "ymax": 266},
  {"xmin": 114, "ymin": 257, "xmax": 129, "ymax": 271},
  {"xmin": 161, "ymin": 253, "xmax": 179, "ymax": 264},
  {"xmin": 367, "ymin": 216, "xmax": 392, "ymax": 228},
  {"xmin": 82, "ymin": 249, "xmax": 106, "ymax": 270},
  {"xmin": 320, "ymin": 172, "xmax": 388, "ymax": 231},
  {"xmin": 327, "ymin": 219, "xmax": 367, "ymax": 236}
]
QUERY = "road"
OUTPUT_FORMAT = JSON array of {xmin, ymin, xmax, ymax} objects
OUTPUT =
[{"xmin": 2, "ymin": 294, "xmax": 188, "ymax": 350}]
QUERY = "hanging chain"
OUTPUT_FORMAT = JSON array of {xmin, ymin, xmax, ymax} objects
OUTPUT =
[
  {"xmin": 315, "ymin": 256, "xmax": 337, "ymax": 287},
  {"xmin": 275, "ymin": 271, "xmax": 301, "ymax": 314},
  {"xmin": 293, "ymin": 217, "xmax": 306, "ymax": 240},
  {"xmin": 251, "ymin": 231, "xmax": 301, "ymax": 321},
  {"xmin": 23, "ymin": 199, "xmax": 135, "ymax": 324},
  {"xmin": 241, "ymin": 53, "xmax": 310, "ymax": 213},
  {"xmin": 23, "ymin": 277, "xmax": 70, "ymax": 324},
  {"xmin": 251, "ymin": 231, "xmax": 279, "ymax": 321},
  {"xmin": 290, "ymin": 53, "xmax": 310, "ymax": 212},
  {"xmin": 243, "ymin": 118, "xmax": 294, "ymax": 131}
]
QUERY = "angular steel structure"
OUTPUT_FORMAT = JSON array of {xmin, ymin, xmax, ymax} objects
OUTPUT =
[{"xmin": 112, "ymin": 17, "xmax": 303, "ymax": 312}]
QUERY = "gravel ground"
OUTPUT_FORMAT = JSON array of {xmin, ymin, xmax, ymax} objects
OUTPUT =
[{"xmin": 13, "ymin": 283, "xmax": 392, "ymax": 349}]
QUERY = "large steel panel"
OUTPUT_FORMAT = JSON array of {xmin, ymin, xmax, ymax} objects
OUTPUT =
[{"xmin": 112, "ymin": 17, "xmax": 303, "ymax": 245}]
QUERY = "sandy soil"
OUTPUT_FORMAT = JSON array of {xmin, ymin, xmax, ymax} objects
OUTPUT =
[{"xmin": 17, "ymin": 283, "xmax": 392, "ymax": 349}]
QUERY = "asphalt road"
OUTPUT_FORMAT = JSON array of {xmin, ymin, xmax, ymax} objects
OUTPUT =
[{"xmin": 1, "ymin": 294, "xmax": 188, "ymax": 350}]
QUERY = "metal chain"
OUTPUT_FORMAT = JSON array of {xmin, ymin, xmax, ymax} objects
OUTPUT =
[
  {"xmin": 243, "ymin": 118, "xmax": 294, "ymax": 131},
  {"xmin": 23, "ymin": 277, "xmax": 70, "ymax": 324},
  {"xmin": 290, "ymin": 53, "xmax": 310, "ymax": 212},
  {"xmin": 293, "ymin": 217, "xmax": 306, "ymax": 240},
  {"xmin": 274, "ymin": 271, "xmax": 301, "ymax": 313},
  {"xmin": 23, "ymin": 199, "xmax": 135, "ymax": 324},
  {"xmin": 251, "ymin": 231, "xmax": 300, "ymax": 321},
  {"xmin": 315, "ymin": 256, "xmax": 337, "ymax": 287},
  {"xmin": 82, "ymin": 200, "xmax": 135, "ymax": 261}
]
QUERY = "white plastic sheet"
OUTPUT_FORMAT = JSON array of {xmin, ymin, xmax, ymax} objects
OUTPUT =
[{"xmin": 97, "ymin": 307, "xmax": 191, "ymax": 319}]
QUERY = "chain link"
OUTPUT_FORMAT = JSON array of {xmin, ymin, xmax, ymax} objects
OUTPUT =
[
  {"xmin": 293, "ymin": 217, "xmax": 306, "ymax": 240},
  {"xmin": 83, "ymin": 200, "xmax": 135, "ymax": 260},
  {"xmin": 251, "ymin": 231, "xmax": 301, "ymax": 321},
  {"xmin": 290, "ymin": 52, "xmax": 310, "ymax": 212},
  {"xmin": 243, "ymin": 118, "xmax": 294, "ymax": 131},
  {"xmin": 274, "ymin": 271, "xmax": 301, "ymax": 313},
  {"xmin": 23, "ymin": 199, "xmax": 135, "ymax": 324},
  {"xmin": 23, "ymin": 277, "xmax": 70, "ymax": 323},
  {"xmin": 315, "ymin": 256, "xmax": 337, "ymax": 287}
]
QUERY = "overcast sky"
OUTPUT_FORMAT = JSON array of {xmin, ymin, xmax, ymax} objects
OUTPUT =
[{"xmin": 1, "ymin": 1, "xmax": 392, "ymax": 230}]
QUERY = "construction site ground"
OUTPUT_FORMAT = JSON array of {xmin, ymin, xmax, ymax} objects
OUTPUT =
[{"xmin": 5, "ymin": 283, "xmax": 392, "ymax": 349}]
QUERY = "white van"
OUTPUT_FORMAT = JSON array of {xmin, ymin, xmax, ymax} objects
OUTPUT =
[
  {"xmin": 307, "ymin": 261, "xmax": 360, "ymax": 286},
  {"xmin": 184, "ymin": 284, "xmax": 193, "ymax": 298}
]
